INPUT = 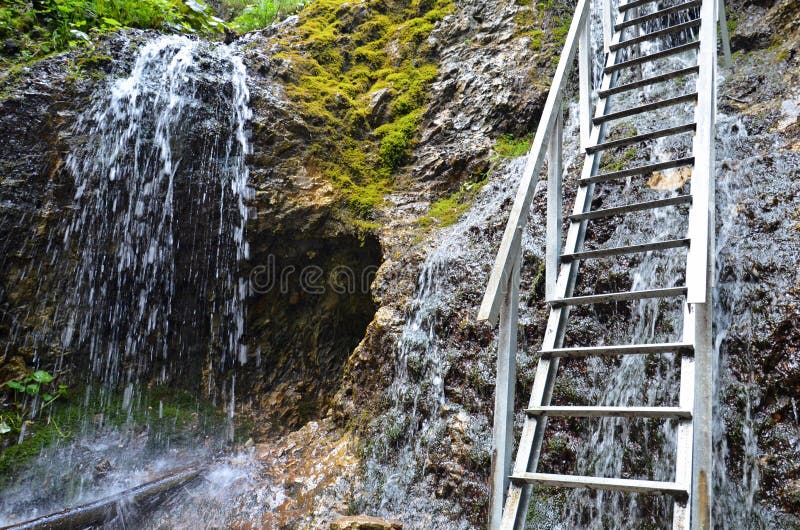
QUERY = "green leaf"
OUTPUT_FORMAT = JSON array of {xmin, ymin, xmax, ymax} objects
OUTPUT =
[
  {"xmin": 25, "ymin": 383, "xmax": 40, "ymax": 395},
  {"xmin": 6, "ymin": 381, "xmax": 25, "ymax": 392},
  {"xmin": 31, "ymin": 370, "xmax": 53, "ymax": 383},
  {"xmin": 184, "ymin": 0, "xmax": 208, "ymax": 13},
  {"xmin": 43, "ymin": 393, "xmax": 53, "ymax": 401},
  {"xmin": 0, "ymin": 421, "xmax": 10, "ymax": 434},
  {"xmin": 101, "ymin": 17, "xmax": 121, "ymax": 28}
]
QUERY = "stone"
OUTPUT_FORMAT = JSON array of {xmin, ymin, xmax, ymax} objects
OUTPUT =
[{"xmin": 330, "ymin": 515, "xmax": 403, "ymax": 530}]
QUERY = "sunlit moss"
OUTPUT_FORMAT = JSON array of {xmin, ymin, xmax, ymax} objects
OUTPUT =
[
  {"xmin": 418, "ymin": 176, "xmax": 489, "ymax": 229},
  {"xmin": 493, "ymin": 133, "xmax": 533, "ymax": 158},
  {"xmin": 272, "ymin": 0, "xmax": 455, "ymax": 219}
]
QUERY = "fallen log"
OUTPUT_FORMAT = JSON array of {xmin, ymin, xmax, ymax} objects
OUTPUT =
[{"xmin": 0, "ymin": 464, "xmax": 204, "ymax": 530}]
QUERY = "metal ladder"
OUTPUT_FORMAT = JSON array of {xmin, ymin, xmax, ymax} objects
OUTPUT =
[{"xmin": 478, "ymin": 0, "xmax": 731, "ymax": 528}]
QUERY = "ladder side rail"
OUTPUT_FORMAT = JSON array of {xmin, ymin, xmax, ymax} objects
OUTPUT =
[
  {"xmin": 602, "ymin": 0, "xmax": 614, "ymax": 54},
  {"xmin": 672, "ymin": 304, "xmax": 697, "ymax": 530},
  {"xmin": 579, "ymin": 17, "xmax": 593, "ymax": 149},
  {"xmin": 545, "ymin": 102, "xmax": 563, "ymax": 302},
  {"xmin": 486, "ymin": 1, "xmax": 591, "ymax": 525},
  {"xmin": 686, "ymin": 0, "xmax": 716, "ymax": 305},
  {"xmin": 488, "ymin": 253, "xmax": 521, "ymax": 530},
  {"xmin": 717, "ymin": 0, "xmax": 732, "ymax": 66},
  {"xmin": 687, "ymin": 0, "xmax": 718, "ymax": 527},
  {"xmin": 477, "ymin": 0, "xmax": 590, "ymax": 325}
]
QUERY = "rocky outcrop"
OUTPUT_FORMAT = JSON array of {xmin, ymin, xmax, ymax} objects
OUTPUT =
[{"xmin": 330, "ymin": 515, "xmax": 403, "ymax": 530}]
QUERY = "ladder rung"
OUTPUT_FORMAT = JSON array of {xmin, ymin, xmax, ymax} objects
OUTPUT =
[
  {"xmin": 610, "ymin": 19, "xmax": 701, "ymax": 52},
  {"xmin": 585, "ymin": 123, "xmax": 695, "ymax": 154},
  {"xmin": 539, "ymin": 342, "xmax": 695, "ymax": 359},
  {"xmin": 606, "ymin": 42, "xmax": 700, "ymax": 74},
  {"xmin": 525, "ymin": 406, "xmax": 692, "ymax": 419},
  {"xmin": 569, "ymin": 195, "xmax": 692, "ymax": 221},
  {"xmin": 582, "ymin": 157, "xmax": 694, "ymax": 184},
  {"xmin": 561, "ymin": 238, "xmax": 690, "ymax": 262},
  {"xmin": 510, "ymin": 473, "xmax": 689, "ymax": 496},
  {"xmin": 618, "ymin": 0, "xmax": 658, "ymax": 12},
  {"xmin": 593, "ymin": 93, "xmax": 697, "ymax": 125},
  {"xmin": 599, "ymin": 66, "xmax": 699, "ymax": 98},
  {"xmin": 616, "ymin": 0, "xmax": 701, "ymax": 31},
  {"xmin": 549, "ymin": 286, "xmax": 687, "ymax": 307}
]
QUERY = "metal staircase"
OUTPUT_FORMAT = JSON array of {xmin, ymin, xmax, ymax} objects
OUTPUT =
[{"xmin": 478, "ymin": 0, "xmax": 731, "ymax": 528}]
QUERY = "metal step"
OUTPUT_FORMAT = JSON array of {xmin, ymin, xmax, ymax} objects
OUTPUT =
[
  {"xmin": 616, "ymin": 0, "xmax": 701, "ymax": 31},
  {"xmin": 594, "ymin": 93, "xmax": 698, "ymax": 125},
  {"xmin": 569, "ymin": 195, "xmax": 692, "ymax": 221},
  {"xmin": 599, "ymin": 66, "xmax": 699, "ymax": 98},
  {"xmin": 581, "ymin": 157, "xmax": 694, "ymax": 185},
  {"xmin": 618, "ymin": 0, "xmax": 658, "ymax": 13},
  {"xmin": 539, "ymin": 342, "xmax": 695, "ymax": 359},
  {"xmin": 510, "ymin": 473, "xmax": 689, "ymax": 496},
  {"xmin": 526, "ymin": 406, "xmax": 692, "ymax": 419},
  {"xmin": 585, "ymin": 123, "xmax": 695, "ymax": 154},
  {"xmin": 610, "ymin": 19, "xmax": 701, "ymax": 52},
  {"xmin": 560, "ymin": 238, "xmax": 690, "ymax": 262},
  {"xmin": 549, "ymin": 286, "xmax": 687, "ymax": 307},
  {"xmin": 606, "ymin": 41, "xmax": 700, "ymax": 74}
]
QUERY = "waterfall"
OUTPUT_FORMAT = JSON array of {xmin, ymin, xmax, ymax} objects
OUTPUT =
[
  {"xmin": 0, "ymin": 34, "xmax": 254, "ymax": 526},
  {"xmin": 60, "ymin": 35, "xmax": 252, "ymax": 391}
]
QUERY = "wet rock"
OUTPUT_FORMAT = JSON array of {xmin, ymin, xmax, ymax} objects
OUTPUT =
[
  {"xmin": 93, "ymin": 458, "xmax": 112, "ymax": 480},
  {"xmin": 330, "ymin": 515, "xmax": 402, "ymax": 530},
  {"xmin": 730, "ymin": 5, "xmax": 772, "ymax": 52},
  {"xmin": 2, "ymin": 39, "xmax": 19, "ymax": 56}
]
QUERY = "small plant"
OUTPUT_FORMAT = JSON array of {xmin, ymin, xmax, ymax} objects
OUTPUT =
[
  {"xmin": 231, "ymin": 0, "xmax": 307, "ymax": 32},
  {"xmin": 1, "ymin": 370, "xmax": 67, "ymax": 435}
]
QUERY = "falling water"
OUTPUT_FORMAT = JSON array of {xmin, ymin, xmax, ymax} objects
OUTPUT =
[
  {"xmin": 60, "ymin": 34, "xmax": 252, "ymax": 391},
  {"xmin": 0, "ymin": 34, "xmax": 254, "ymax": 525}
]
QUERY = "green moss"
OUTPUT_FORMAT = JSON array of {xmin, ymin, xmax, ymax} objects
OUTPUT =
[
  {"xmin": 418, "ymin": 175, "xmax": 488, "ymax": 229},
  {"xmin": 525, "ymin": 28, "xmax": 545, "ymax": 50},
  {"xmin": 274, "ymin": 0, "xmax": 455, "ymax": 219},
  {"xmin": 513, "ymin": 0, "xmax": 573, "ymax": 54},
  {"xmin": 726, "ymin": 11, "xmax": 737, "ymax": 36},
  {"xmin": 493, "ymin": 133, "xmax": 533, "ymax": 158},
  {"xmin": 599, "ymin": 146, "xmax": 637, "ymax": 173}
]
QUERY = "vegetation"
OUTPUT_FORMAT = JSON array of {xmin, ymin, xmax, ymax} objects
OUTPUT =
[
  {"xmin": 228, "ymin": 0, "xmax": 307, "ymax": 32},
  {"xmin": 418, "ymin": 176, "xmax": 488, "ymax": 229},
  {"xmin": 0, "ymin": 382, "xmax": 229, "ymax": 480},
  {"xmin": 272, "ymin": 0, "xmax": 455, "ymax": 217},
  {"xmin": 493, "ymin": 133, "xmax": 533, "ymax": 158},
  {"xmin": 1, "ymin": 370, "xmax": 67, "ymax": 436},
  {"xmin": 514, "ymin": 0, "xmax": 573, "ymax": 53},
  {"xmin": 0, "ymin": 0, "xmax": 224, "ymax": 65}
]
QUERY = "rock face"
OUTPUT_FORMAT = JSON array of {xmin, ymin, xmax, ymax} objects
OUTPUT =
[
  {"xmin": 330, "ymin": 515, "xmax": 403, "ymax": 530},
  {"xmin": 0, "ymin": 30, "xmax": 382, "ymax": 434},
  {"xmin": 2, "ymin": 0, "xmax": 800, "ymax": 528}
]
